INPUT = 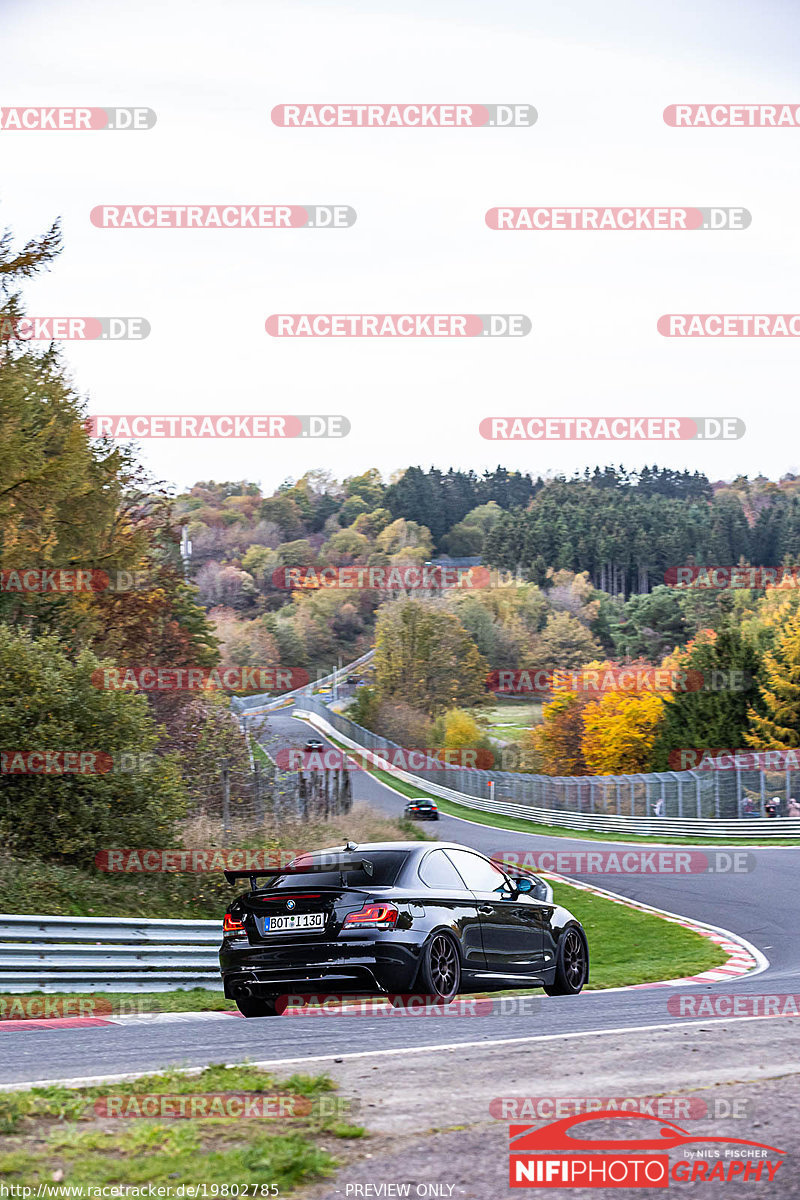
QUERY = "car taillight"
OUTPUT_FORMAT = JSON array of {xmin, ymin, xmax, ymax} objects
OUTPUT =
[
  {"xmin": 223, "ymin": 912, "xmax": 247, "ymax": 936},
  {"xmin": 342, "ymin": 904, "xmax": 398, "ymax": 930}
]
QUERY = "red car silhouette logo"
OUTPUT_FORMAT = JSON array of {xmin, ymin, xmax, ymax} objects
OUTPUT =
[{"xmin": 510, "ymin": 1111, "xmax": 785, "ymax": 1155}]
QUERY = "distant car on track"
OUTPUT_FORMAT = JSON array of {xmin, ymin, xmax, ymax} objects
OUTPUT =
[
  {"xmin": 404, "ymin": 799, "xmax": 439, "ymax": 821},
  {"xmin": 303, "ymin": 738, "xmax": 325, "ymax": 752},
  {"xmin": 219, "ymin": 840, "xmax": 588, "ymax": 1016}
]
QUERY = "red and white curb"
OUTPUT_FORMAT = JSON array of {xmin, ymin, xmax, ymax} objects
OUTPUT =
[
  {"xmin": 541, "ymin": 871, "xmax": 766, "ymax": 988},
  {"xmin": 0, "ymin": 1009, "xmax": 246, "ymax": 1031}
]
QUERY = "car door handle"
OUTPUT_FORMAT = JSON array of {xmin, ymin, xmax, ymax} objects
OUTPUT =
[{"xmin": 478, "ymin": 905, "xmax": 494, "ymax": 914}]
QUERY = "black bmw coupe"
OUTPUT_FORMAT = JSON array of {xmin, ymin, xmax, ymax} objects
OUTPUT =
[{"xmin": 219, "ymin": 841, "xmax": 588, "ymax": 1016}]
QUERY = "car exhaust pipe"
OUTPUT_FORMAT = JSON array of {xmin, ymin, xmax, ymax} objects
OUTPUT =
[{"xmin": 230, "ymin": 981, "xmax": 254, "ymax": 999}]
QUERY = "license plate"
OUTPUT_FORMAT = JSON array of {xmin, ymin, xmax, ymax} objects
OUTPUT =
[{"xmin": 261, "ymin": 912, "xmax": 325, "ymax": 934}]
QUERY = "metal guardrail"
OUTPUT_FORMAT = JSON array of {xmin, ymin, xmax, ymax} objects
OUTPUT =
[
  {"xmin": 231, "ymin": 650, "xmax": 374, "ymax": 717},
  {"xmin": 0, "ymin": 915, "xmax": 224, "ymax": 993},
  {"xmin": 298, "ymin": 701, "xmax": 800, "ymax": 839}
]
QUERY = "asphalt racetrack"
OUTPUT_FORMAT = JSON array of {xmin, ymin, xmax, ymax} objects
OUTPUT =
[{"xmin": 4, "ymin": 707, "xmax": 799, "ymax": 1197}]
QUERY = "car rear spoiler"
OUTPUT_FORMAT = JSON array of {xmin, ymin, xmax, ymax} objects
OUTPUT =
[{"xmin": 223, "ymin": 856, "xmax": 374, "ymax": 889}]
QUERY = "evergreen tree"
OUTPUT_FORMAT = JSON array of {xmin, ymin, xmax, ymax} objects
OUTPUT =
[{"xmin": 652, "ymin": 623, "xmax": 763, "ymax": 767}]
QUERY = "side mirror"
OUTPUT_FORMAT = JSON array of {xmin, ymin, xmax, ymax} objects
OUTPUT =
[{"xmin": 510, "ymin": 874, "xmax": 552, "ymax": 902}]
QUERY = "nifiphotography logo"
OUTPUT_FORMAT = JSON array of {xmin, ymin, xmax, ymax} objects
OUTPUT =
[{"xmin": 508, "ymin": 1111, "xmax": 785, "ymax": 1188}]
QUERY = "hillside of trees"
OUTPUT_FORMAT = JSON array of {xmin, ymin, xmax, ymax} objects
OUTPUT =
[{"xmin": 6, "ymin": 215, "xmax": 800, "ymax": 842}]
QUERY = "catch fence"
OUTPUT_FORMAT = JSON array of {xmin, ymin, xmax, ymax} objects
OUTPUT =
[{"xmin": 298, "ymin": 698, "xmax": 800, "ymax": 836}]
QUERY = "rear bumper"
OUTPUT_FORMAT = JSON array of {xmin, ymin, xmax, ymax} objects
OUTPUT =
[{"xmin": 219, "ymin": 935, "xmax": 423, "ymax": 999}]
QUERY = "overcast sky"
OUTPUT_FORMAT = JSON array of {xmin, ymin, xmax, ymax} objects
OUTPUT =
[{"xmin": 3, "ymin": 0, "xmax": 799, "ymax": 493}]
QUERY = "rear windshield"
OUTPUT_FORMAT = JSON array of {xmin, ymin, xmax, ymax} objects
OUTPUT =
[{"xmin": 263, "ymin": 850, "xmax": 410, "ymax": 891}]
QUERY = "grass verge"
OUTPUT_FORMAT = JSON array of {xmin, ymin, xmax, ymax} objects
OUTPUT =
[
  {"xmin": 0, "ymin": 1064, "xmax": 363, "ymax": 1193},
  {"xmin": 548, "ymin": 880, "xmax": 725, "ymax": 988}
]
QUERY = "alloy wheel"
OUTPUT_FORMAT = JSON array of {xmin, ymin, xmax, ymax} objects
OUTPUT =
[
  {"xmin": 563, "ymin": 929, "xmax": 587, "ymax": 988},
  {"xmin": 429, "ymin": 934, "xmax": 458, "ymax": 997}
]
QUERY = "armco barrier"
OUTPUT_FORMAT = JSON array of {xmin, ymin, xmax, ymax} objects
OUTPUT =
[
  {"xmin": 295, "ymin": 700, "xmax": 800, "ymax": 839},
  {"xmin": 0, "ymin": 915, "xmax": 223, "ymax": 993},
  {"xmin": 231, "ymin": 650, "xmax": 373, "ymax": 718}
]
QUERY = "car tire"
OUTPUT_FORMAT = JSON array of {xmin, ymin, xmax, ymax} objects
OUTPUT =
[
  {"xmin": 415, "ymin": 932, "xmax": 461, "ymax": 1002},
  {"xmin": 543, "ymin": 926, "xmax": 588, "ymax": 996},
  {"xmin": 235, "ymin": 994, "xmax": 281, "ymax": 1017}
]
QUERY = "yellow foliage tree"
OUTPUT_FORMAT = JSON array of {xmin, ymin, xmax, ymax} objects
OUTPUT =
[
  {"xmin": 581, "ymin": 691, "xmax": 665, "ymax": 776},
  {"xmin": 746, "ymin": 606, "xmax": 800, "ymax": 749},
  {"xmin": 442, "ymin": 709, "xmax": 482, "ymax": 749}
]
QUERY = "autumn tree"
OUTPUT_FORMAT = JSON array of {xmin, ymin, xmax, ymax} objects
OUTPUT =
[
  {"xmin": 527, "ymin": 692, "xmax": 592, "ymax": 776},
  {"xmin": 373, "ymin": 598, "xmax": 488, "ymax": 715},
  {"xmin": 528, "ymin": 611, "xmax": 602, "ymax": 673},
  {"xmin": 581, "ymin": 691, "xmax": 665, "ymax": 775},
  {"xmin": 746, "ymin": 606, "xmax": 800, "ymax": 749}
]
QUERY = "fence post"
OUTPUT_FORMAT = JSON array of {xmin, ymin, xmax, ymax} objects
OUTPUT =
[
  {"xmin": 221, "ymin": 760, "xmax": 231, "ymax": 847},
  {"xmin": 253, "ymin": 760, "xmax": 265, "ymax": 823},
  {"xmin": 759, "ymin": 769, "xmax": 766, "ymax": 817}
]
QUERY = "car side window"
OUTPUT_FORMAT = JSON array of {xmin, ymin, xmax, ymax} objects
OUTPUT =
[
  {"xmin": 418, "ymin": 849, "xmax": 468, "ymax": 890},
  {"xmin": 445, "ymin": 849, "xmax": 510, "ymax": 893}
]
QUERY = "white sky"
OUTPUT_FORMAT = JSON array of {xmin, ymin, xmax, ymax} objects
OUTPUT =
[{"xmin": 2, "ymin": 0, "xmax": 799, "ymax": 493}]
